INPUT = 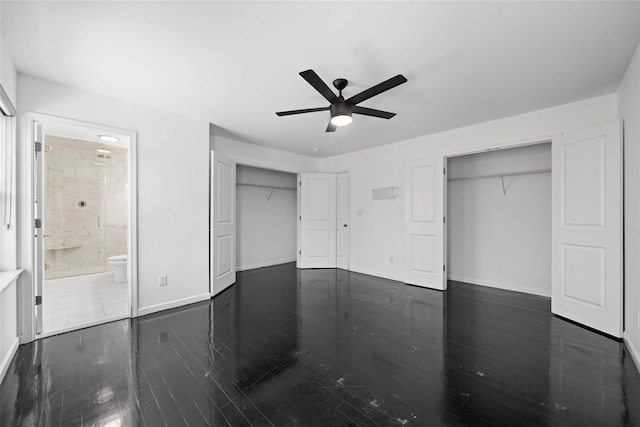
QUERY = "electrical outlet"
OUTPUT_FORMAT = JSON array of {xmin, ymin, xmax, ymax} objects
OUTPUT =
[
  {"xmin": 159, "ymin": 275, "xmax": 167, "ymax": 286},
  {"xmin": 389, "ymin": 256, "xmax": 393, "ymax": 263}
]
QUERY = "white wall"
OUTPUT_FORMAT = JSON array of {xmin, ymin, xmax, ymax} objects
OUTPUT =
[
  {"xmin": 0, "ymin": 10, "xmax": 21, "ymax": 381},
  {"xmin": 211, "ymin": 132, "xmax": 319, "ymax": 174},
  {"xmin": 236, "ymin": 165, "xmax": 297, "ymax": 271},
  {"xmin": 1, "ymin": 39, "xmax": 17, "ymax": 106},
  {"xmin": 18, "ymin": 74, "xmax": 211, "ymax": 316},
  {"xmin": 320, "ymin": 94, "xmax": 617, "ymax": 283},
  {"xmin": 0, "ymin": 273, "xmax": 19, "ymax": 380},
  {"xmin": 618, "ymin": 42, "xmax": 640, "ymax": 371},
  {"xmin": 447, "ymin": 143, "xmax": 551, "ymax": 296}
]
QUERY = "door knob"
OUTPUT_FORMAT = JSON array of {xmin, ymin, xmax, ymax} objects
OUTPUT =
[{"xmin": 343, "ymin": 224, "xmax": 348, "ymax": 228}]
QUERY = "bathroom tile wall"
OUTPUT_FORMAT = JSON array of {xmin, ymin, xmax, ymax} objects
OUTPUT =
[{"xmin": 44, "ymin": 135, "xmax": 127, "ymax": 279}]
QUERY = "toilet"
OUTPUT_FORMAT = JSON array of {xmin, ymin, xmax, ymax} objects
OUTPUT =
[{"xmin": 107, "ymin": 255, "xmax": 128, "ymax": 284}]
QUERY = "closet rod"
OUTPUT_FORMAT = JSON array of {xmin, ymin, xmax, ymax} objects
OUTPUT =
[
  {"xmin": 236, "ymin": 182, "xmax": 297, "ymax": 191},
  {"xmin": 447, "ymin": 168, "xmax": 551, "ymax": 182}
]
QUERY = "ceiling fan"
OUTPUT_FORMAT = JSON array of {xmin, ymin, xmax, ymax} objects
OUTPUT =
[{"xmin": 276, "ymin": 69, "xmax": 408, "ymax": 132}]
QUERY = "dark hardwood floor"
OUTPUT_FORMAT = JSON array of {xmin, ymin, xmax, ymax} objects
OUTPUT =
[{"xmin": 2, "ymin": 263, "xmax": 639, "ymax": 426}]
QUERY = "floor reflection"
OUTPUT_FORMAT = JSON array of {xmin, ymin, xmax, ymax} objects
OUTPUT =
[
  {"xmin": 443, "ymin": 281, "xmax": 552, "ymax": 425},
  {"xmin": 2, "ymin": 263, "xmax": 639, "ymax": 426},
  {"xmin": 294, "ymin": 269, "xmax": 446, "ymax": 425}
]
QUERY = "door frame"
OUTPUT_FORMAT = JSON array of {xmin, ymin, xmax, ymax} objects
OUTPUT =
[
  {"xmin": 233, "ymin": 162, "xmax": 301, "ymax": 273},
  {"xmin": 18, "ymin": 112, "xmax": 138, "ymax": 343},
  {"xmin": 336, "ymin": 170, "xmax": 351, "ymax": 271}
]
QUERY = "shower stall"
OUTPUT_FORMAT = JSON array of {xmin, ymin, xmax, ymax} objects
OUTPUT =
[{"xmin": 44, "ymin": 135, "xmax": 128, "ymax": 279}]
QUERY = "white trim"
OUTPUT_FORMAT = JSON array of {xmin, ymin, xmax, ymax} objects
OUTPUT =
[
  {"xmin": 348, "ymin": 266, "xmax": 404, "ymax": 284},
  {"xmin": 442, "ymin": 134, "xmax": 558, "ymax": 158},
  {"xmin": 137, "ymin": 293, "xmax": 211, "ymax": 317},
  {"xmin": 336, "ymin": 169, "xmax": 351, "ymax": 271},
  {"xmin": 235, "ymin": 160, "xmax": 303, "ymax": 175},
  {"xmin": 447, "ymin": 274, "xmax": 551, "ymax": 298},
  {"xmin": 137, "ymin": 299, "xmax": 207, "ymax": 322},
  {"xmin": 18, "ymin": 112, "xmax": 139, "ymax": 343},
  {"xmin": 18, "ymin": 113, "xmax": 35, "ymax": 343},
  {"xmin": 0, "ymin": 337, "xmax": 19, "ymax": 381},
  {"xmin": 209, "ymin": 151, "xmax": 214, "ymax": 296},
  {"xmin": 624, "ymin": 332, "xmax": 640, "ymax": 374},
  {"xmin": 236, "ymin": 258, "xmax": 296, "ymax": 272},
  {"xmin": 129, "ymin": 132, "xmax": 139, "ymax": 317}
]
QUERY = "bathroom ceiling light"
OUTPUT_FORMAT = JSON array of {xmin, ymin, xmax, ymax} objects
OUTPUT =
[
  {"xmin": 99, "ymin": 135, "xmax": 119, "ymax": 143},
  {"xmin": 312, "ymin": 148, "xmax": 320, "ymax": 152},
  {"xmin": 96, "ymin": 148, "xmax": 112, "ymax": 154}
]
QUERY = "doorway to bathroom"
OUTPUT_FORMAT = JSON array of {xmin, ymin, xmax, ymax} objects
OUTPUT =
[{"xmin": 31, "ymin": 116, "xmax": 137, "ymax": 337}]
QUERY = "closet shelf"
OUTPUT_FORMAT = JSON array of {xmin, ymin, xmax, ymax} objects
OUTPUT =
[
  {"xmin": 236, "ymin": 183, "xmax": 297, "ymax": 191},
  {"xmin": 447, "ymin": 168, "xmax": 551, "ymax": 182}
]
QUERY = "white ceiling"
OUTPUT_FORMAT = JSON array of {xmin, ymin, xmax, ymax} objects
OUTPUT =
[{"xmin": 2, "ymin": 1, "xmax": 639, "ymax": 158}]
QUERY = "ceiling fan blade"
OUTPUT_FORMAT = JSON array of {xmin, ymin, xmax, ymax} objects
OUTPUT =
[
  {"xmin": 346, "ymin": 74, "xmax": 407, "ymax": 105},
  {"xmin": 300, "ymin": 69, "xmax": 339, "ymax": 103},
  {"xmin": 276, "ymin": 106, "xmax": 330, "ymax": 116},
  {"xmin": 353, "ymin": 106, "xmax": 396, "ymax": 119},
  {"xmin": 326, "ymin": 121, "xmax": 337, "ymax": 132}
]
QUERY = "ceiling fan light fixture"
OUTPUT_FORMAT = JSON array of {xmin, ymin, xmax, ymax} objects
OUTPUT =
[
  {"xmin": 330, "ymin": 102, "xmax": 353, "ymax": 127},
  {"xmin": 330, "ymin": 114, "xmax": 352, "ymax": 127}
]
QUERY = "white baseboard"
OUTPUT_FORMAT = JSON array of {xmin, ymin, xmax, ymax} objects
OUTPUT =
[
  {"xmin": 447, "ymin": 274, "xmax": 551, "ymax": 297},
  {"xmin": 348, "ymin": 266, "xmax": 404, "ymax": 284},
  {"xmin": 236, "ymin": 258, "xmax": 296, "ymax": 272},
  {"xmin": 306, "ymin": 267, "xmax": 550, "ymax": 298},
  {"xmin": 624, "ymin": 332, "xmax": 640, "ymax": 374},
  {"xmin": 0, "ymin": 337, "xmax": 19, "ymax": 382},
  {"xmin": 137, "ymin": 293, "xmax": 211, "ymax": 317},
  {"xmin": 37, "ymin": 314, "xmax": 131, "ymax": 339}
]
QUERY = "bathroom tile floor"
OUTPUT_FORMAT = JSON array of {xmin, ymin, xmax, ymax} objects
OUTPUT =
[{"xmin": 43, "ymin": 272, "xmax": 129, "ymax": 334}]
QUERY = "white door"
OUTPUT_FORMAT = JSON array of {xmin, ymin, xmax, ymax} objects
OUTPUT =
[
  {"xmin": 298, "ymin": 173, "xmax": 336, "ymax": 269},
  {"xmin": 336, "ymin": 172, "xmax": 350, "ymax": 270},
  {"xmin": 552, "ymin": 120, "xmax": 622, "ymax": 338},
  {"xmin": 404, "ymin": 157, "xmax": 445, "ymax": 290},
  {"xmin": 210, "ymin": 151, "xmax": 236, "ymax": 297},
  {"xmin": 34, "ymin": 121, "xmax": 44, "ymax": 335}
]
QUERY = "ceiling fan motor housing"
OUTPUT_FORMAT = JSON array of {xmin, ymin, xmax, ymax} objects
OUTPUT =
[{"xmin": 330, "ymin": 101, "xmax": 352, "ymax": 118}]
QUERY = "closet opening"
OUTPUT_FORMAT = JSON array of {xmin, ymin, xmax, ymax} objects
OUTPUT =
[
  {"xmin": 235, "ymin": 165, "xmax": 298, "ymax": 272},
  {"xmin": 445, "ymin": 142, "xmax": 552, "ymax": 297}
]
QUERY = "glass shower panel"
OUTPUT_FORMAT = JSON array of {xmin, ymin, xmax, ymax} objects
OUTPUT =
[
  {"xmin": 104, "ymin": 144, "xmax": 128, "ymax": 265},
  {"xmin": 44, "ymin": 136, "xmax": 107, "ymax": 279}
]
